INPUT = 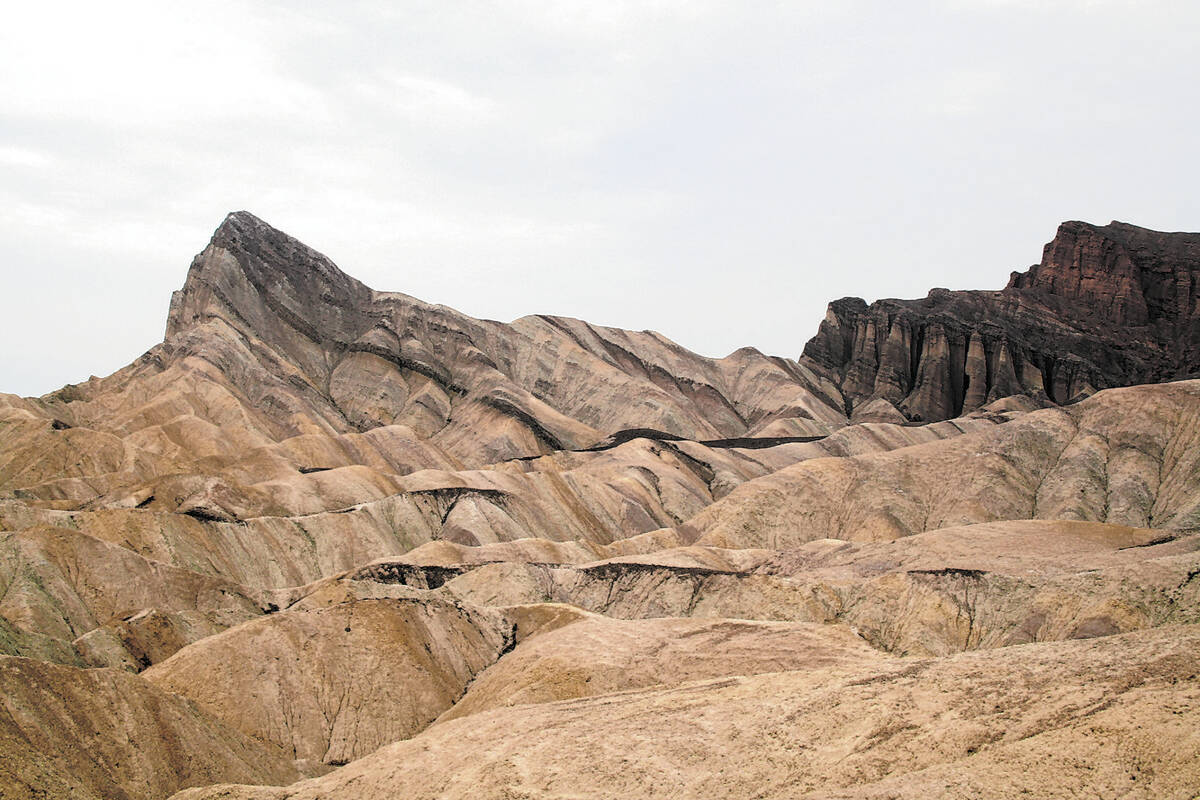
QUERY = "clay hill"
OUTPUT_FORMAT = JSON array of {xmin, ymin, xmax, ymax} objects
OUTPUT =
[{"xmin": 0, "ymin": 213, "xmax": 1198, "ymax": 799}]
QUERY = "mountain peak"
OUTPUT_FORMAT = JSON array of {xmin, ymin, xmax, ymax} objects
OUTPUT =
[
  {"xmin": 165, "ymin": 211, "xmax": 372, "ymax": 345},
  {"xmin": 210, "ymin": 210, "xmax": 274, "ymax": 243}
]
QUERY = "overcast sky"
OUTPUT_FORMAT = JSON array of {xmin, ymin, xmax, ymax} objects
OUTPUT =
[{"xmin": 2, "ymin": 1, "xmax": 1198, "ymax": 397}]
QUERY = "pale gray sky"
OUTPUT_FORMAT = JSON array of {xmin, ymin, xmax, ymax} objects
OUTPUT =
[{"xmin": 2, "ymin": 1, "xmax": 1198, "ymax": 397}]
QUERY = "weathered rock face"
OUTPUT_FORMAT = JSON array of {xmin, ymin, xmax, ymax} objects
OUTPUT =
[
  {"xmin": 162, "ymin": 211, "xmax": 846, "ymax": 454},
  {"xmin": 802, "ymin": 221, "xmax": 1200, "ymax": 421},
  {"xmin": 1010, "ymin": 220, "xmax": 1200, "ymax": 327}
]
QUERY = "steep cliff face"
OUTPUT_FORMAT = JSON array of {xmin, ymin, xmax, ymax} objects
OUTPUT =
[
  {"xmin": 1010, "ymin": 220, "xmax": 1200, "ymax": 326},
  {"xmin": 801, "ymin": 221, "xmax": 1200, "ymax": 421}
]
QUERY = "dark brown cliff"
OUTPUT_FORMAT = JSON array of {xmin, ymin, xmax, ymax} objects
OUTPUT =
[{"xmin": 800, "ymin": 221, "xmax": 1200, "ymax": 421}]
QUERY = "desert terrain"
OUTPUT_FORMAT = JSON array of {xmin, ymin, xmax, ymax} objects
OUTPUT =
[{"xmin": 1, "ymin": 213, "xmax": 1197, "ymax": 798}]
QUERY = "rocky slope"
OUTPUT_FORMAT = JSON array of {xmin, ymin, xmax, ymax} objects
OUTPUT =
[
  {"xmin": 685, "ymin": 379, "xmax": 1200, "ymax": 547},
  {"xmin": 1, "ymin": 212, "xmax": 1199, "ymax": 799}
]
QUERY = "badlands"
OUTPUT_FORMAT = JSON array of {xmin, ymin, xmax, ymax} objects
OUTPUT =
[{"xmin": 1, "ymin": 212, "xmax": 1198, "ymax": 798}]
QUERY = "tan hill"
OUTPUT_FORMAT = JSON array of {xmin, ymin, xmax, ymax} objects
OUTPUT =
[
  {"xmin": 0, "ymin": 411, "xmax": 1008, "ymax": 669},
  {"xmin": 437, "ymin": 615, "xmax": 886, "ymax": 721},
  {"xmin": 685, "ymin": 379, "xmax": 1200, "ymax": 548},
  {"xmin": 167, "ymin": 624, "xmax": 1200, "ymax": 800},
  {"xmin": 143, "ymin": 598, "xmax": 512, "ymax": 767},
  {"xmin": 0, "ymin": 655, "xmax": 301, "ymax": 800}
]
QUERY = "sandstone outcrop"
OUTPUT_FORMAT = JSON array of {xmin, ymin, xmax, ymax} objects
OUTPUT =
[{"xmin": 315, "ymin": 521, "xmax": 1198, "ymax": 657}]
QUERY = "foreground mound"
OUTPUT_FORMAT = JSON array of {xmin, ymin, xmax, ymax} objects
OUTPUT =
[
  {"xmin": 170, "ymin": 624, "xmax": 1200, "ymax": 800},
  {"xmin": 0, "ymin": 656, "xmax": 300, "ymax": 800}
]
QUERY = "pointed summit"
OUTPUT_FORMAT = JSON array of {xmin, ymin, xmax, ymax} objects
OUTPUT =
[
  {"xmin": 212, "ymin": 209, "xmax": 271, "ymax": 238},
  {"xmin": 166, "ymin": 211, "xmax": 373, "ymax": 345}
]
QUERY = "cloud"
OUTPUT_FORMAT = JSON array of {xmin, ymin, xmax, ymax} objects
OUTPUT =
[
  {"xmin": 352, "ymin": 73, "xmax": 499, "ymax": 126},
  {"xmin": 927, "ymin": 71, "xmax": 1009, "ymax": 117},
  {"xmin": 0, "ymin": 146, "xmax": 57, "ymax": 168},
  {"xmin": 0, "ymin": 1, "xmax": 324, "ymax": 127}
]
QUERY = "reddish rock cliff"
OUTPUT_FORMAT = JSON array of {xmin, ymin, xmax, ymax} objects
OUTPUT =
[{"xmin": 801, "ymin": 221, "xmax": 1200, "ymax": 421}]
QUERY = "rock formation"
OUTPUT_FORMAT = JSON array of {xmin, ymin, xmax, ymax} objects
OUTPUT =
[
  {"xmin": 802, "ymin": 221, "xmax": 1200, "ymax": 421},
  {"xmin": 1, "ymin": 212, "xmax": 1199, "ymax": 799}
]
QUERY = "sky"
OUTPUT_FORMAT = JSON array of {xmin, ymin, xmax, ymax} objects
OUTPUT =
[{"xmin": 2, "ymin": 1, "xmax": 1198, "ymax": 397}]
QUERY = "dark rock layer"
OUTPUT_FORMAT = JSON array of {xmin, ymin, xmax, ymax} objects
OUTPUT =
[{"xmin": 800, "ymin": 221, "xmax": 1200, "ymax": 421}]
